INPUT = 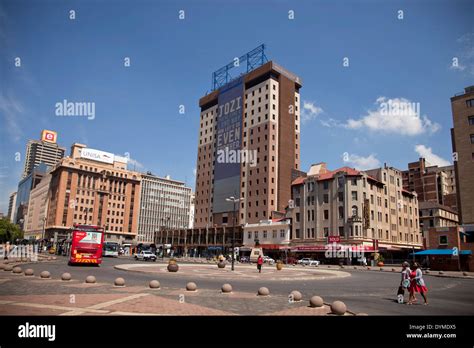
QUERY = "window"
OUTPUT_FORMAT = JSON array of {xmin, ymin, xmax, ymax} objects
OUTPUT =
[
  {"xmin": 338, "ymin": 206, "xmax": 344, "ymax": 219},
  {"xmin": 324, "ymin": 228, "xmax": 329, "ymax": 237},
  {"xmin": 323, "ymin": 181, "xmax": 329, "ymax": 190},
  {"xmin": 338, "ymin": 192, "xmax": 344, "ymax": 202},
  {"xmin": 323, "ymin": 194, "xmax": 329, "ymax": 203},
  {"xmin": 471, "ymin": 134, "xmax": 474, "ymax": 144},
  {"xmin": 351, "ymin": 191, "xmax": 358, "ymax": 200},
  {"xmin": 337, "ymin": 176, "xmax": 344, "ymax": 188},
  {"xmin": 352, "ymin": 206, "xmax": 358, "ymax": 217},
  {"xmin": 248, "ymin": 231, "xmax": 251, "ymax": 239},
  {"xmin": 469, "ymin": 116, "xmax": 474, "ymax": 125},
  {"xmin": 439, "ymin": 235, "xmax": 448, "ymax": 245},
  {"xmin": 467, "ymin": 99, "xmax": 474, "ymax": 108},
  {"xmin": 324, "ymin": 210, "xmax": 329, "ymax": 219}
]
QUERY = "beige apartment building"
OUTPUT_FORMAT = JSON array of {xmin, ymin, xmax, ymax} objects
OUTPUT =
[
  {"xmin": 195, "ymin": 61, "xmax": 302, "ymax": 229},
  {"xmin": 402, "ymin": 158, "xmax": 457, "ymax": 210},
  {"xmin": 451, "ymin": 86, "xmax": 474, "ymax": 227},
  {"xmin": 45, "ymin": 143, "xmax": 141, "ymax": 243},
  {"xmin": 291, "ymin": 163, "xmax": 423, "ymax": 259},
  {"xmin": 419, "ymin": 201, "xmax": 459, "ymax": 236},
  {"xmin": 24, "ymin": 173, "xmax": 52, "ymax": 240}
]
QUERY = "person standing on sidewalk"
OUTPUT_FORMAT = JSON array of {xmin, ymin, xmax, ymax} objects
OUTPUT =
[
  {"xmin": 257, "ymin": 255, "xmax": 263, "ymax": 273},
  {"xmin": 4, "ymin": 242, "xmax": 11, "ymax": 260},
  {"xmin": 398, "ymin": 261, "xmax": 411, "ymax": 303}
]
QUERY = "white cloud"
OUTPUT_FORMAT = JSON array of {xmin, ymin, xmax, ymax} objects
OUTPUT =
[
  {"xmin": 192, "ymin": 168, "xmax": 197, "ymax": 177},
  {"xmin": 345, "ymin": 97, "xmax": 440, "ymax": 136},
  {"xmin": 342, "ymin": 153, "xmax": 381, "ymax": 171},
  {"xmin": 451, "ymin": 33, "xmax": 474, "ymax": 76},
  {"xmin": 414, "ymin": 145, "xmax": 451, "ymax": 167},
  {"xmin": 301, "ymin": 101, "xmax": 323, "ymax": 123},
  {"xmin": 0, "ymin": 93, "xmax": 25, "ymax": 142},
  {"xmin": 127, "ymin": 157, "xmax": 144, "ymax": 169}
]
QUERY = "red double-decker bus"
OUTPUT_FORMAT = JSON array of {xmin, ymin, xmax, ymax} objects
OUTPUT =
[{"xmin": 68, "ymin": 224, "xmax": 105, "ymax": 266}]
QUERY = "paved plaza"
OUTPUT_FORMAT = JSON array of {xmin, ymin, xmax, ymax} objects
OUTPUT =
[{"xmin": 1, "ymin": 256, "xmax": 473, "ymax": 316}]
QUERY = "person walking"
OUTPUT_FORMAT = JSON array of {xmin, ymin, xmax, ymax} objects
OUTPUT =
[
  {"xmin": 398, "ymin": 261, "xmax": 411, "ymax": 303},
  {"xmin": 408, "ymin": 262, "xmax": 428, "ymax": 305},
  {"xmin": 4, "ymin": 241, "xmax": 11, "ymax": 260},
  {"xmin": 257, "ymin": 255, "xmax": 263, "ymax": 273}
]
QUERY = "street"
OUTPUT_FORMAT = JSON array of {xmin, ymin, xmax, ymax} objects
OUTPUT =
[{"xmin": 1, "ymin": 256, "xmax": 473, "ymax": 316}]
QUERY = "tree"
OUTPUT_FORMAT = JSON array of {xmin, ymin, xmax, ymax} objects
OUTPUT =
[{"xmin": 0, "ymin": 218, "xmax": 23, "ymax": 243}]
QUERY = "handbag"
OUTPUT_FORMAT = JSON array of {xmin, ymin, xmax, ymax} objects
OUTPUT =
[{"xmin": 402, "ymin": 279, "xmax": 410, "ymax": 288}]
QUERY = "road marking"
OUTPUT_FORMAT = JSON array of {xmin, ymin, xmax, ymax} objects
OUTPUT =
[
  {"xmin": 87, "ymin": 293, "xmax": 150, "ymax": 309},
  {"xmin": 10, "ymin": 302, "xmax": 110, "ymax": 314}
]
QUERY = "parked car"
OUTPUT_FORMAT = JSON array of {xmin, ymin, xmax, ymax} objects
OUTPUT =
[
  {"xmin": 134, "ymin": 251, "xmax": 157, "ymax": 261},
  {"xmin": 297, "ymin": 258, "xmax": 320, "ymax": 266},
  {"xmin": 263, "ymin": 256, "xmax": 275, "ymax": 265}
]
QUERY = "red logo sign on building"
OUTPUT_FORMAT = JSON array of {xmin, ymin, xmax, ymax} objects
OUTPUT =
[
  {"xmin": 328, "ymin": 236, "xmax": 341, "ymax": 243},
  {"xmin": 41, "ymin": 130, "xmax": 57, "ymax": 143}
]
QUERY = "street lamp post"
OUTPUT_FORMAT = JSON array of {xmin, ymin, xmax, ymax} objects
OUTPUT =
[{"xmin": 226, "ymin": 196, "xmax": 241, "ymax": 271}]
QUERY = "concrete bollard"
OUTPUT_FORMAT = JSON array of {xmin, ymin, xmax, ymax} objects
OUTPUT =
[
  {"xmin": 439, "ymin": 271, "xmax": 444, "ymax": 275},
  {"xmin": 353, "ymin": 267, "xmax": 357, "ymax": 270},
  {"xmin": 47, "ymin": 257, "xmax": 52, "ymax": 261},
  {"xmin": 4, "ymin": 265, "xmax": 13, "ymax": 272},
  {"xmin": 221, "ymin": 283, "xmax": 232, "ymax": 293},
  {"xmin": 367, "ymin": 267, "xmax": 371, "ymax": 270},
  {"xmin": 24, "ymin": 269, "xmax": 34, "ymax": 276},
  {"xmin": 12, "ymin": 266, "xmax": 22, "ymax": 274},
  {"xmin": 463, "ymin": 272, "xmax": 468, "ymax": 276},
  {"xmin": 40, "ymin": 271, "xmax": 51, "ymax": 279},
  {"xmin": 392, "ymin": 268, "xmax": 396, "ymax": 272},
  {"xmin": 379, "ymin": 268, "xmax": 384, "ymax": 271},
  {"xmin": 114, "ymin": 277, "xmax": 125, "ymax": 287},
  {"xmin": 257, "ymin": 287, "xmax": 270, "ymax": 296},
  {"xmin": 290, "ymin": 290, "xmax": 302, "ymax": 302},
  {"xmin": 331, "ymin": 300, "xmax": 347, "ymax": 315},
  {"xmin": 85, "ymin": 275, "xmax": 96, "ymax": 284},
  {"xmin": 149, "ymin": 280, "xmax": 160, "ymax": 289},
  {"xmin": 186, "ymin": 282, "xmax": 197, "ymax": 291},
  {"xmin": 61, "ymin": 273, "xmax": 72, "ymax": 281},
  {"xmin": 309, "ymin": 296, "xmax": 324, "ymax": 308}
]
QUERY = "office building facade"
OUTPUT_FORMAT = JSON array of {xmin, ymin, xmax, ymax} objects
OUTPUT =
[
  {"xmin": 451, "ymin": 86, "xmax": 474, "ymax": 227},
  {"xmin": 137, "ymin": 173, "xmax": 192, "ymax": 243},
  {"xmin": 195, "ymin": 61, "xmax": 302, "ymax": 229}
]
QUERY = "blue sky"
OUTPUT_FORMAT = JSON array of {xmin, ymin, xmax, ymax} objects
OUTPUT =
[{"xmin": 1, "ymin": 0, "xmax": 473, "ymax": 213}]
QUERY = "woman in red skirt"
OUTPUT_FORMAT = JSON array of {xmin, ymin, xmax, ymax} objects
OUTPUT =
[{"xmin": 408, "ymin": 262, "xmax": 428, "ymax": 305}]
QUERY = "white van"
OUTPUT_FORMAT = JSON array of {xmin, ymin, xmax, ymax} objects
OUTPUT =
[{"xmin": 250, "ymin": 247, "xmax": 264, "ymax": 263}]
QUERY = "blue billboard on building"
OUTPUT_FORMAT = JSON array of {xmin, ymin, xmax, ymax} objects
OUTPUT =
[{"xmin": 212, "ymin": 77, "xmax": 244, "ymax": 213}]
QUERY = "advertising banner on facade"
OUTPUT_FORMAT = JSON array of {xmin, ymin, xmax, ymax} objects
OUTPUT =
[
  {"xmin": 80, "ymin": 148, "xmax": 115, "ymax": 164},
  {"xmin": 213, "ymin": 77, "xmax": 244, "ymax": 213}
]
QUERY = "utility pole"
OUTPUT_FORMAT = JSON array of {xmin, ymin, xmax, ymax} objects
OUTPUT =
[{"xmin": 226, "ymin": 196, "xmax": 241, "ymax": 271}]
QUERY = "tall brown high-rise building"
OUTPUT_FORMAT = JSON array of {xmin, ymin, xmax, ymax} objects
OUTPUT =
[
  {"xmin": 451, "ymin": 86, "xmax": 474, "ymax": 226},
  {"xmin": 194, "ymin": 61, "xmax": 302, "ymax": 228}
]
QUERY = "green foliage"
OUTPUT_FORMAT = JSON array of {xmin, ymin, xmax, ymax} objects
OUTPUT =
[{"xmin": 0, "ymin": 218, "xmax": 23, "ymax": 243}]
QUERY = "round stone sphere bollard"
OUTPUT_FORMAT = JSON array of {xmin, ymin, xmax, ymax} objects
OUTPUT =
[
  {"xmin": 379, "ymin": 267, "xmax": 384, "ymax": 271},
  {"xmin": 221, "ymin": 283, "xmax": 232, "ymax": 293},
  {"xmin": 12, "ymin": 266, "xmax": 22, "ymax": 274},
  {"xmin": 425, "ymin": 270, "xmax": 430, "ymax": 274},
  {"xmin": 149, "ymin": 280, "xmax": 160, "ymax": 289},
  {"xmin": 114, "ymin": 277, "xmax": 125, "ymax": 287},
  {"xmin": 463, "ymin": 272, "xmax": 468, "ymax": 276},
  {"xmin": 392, "ymin": 268, "xmax": 396, "ymax": 272},
  {"xmin": 439, "ymin": 271, "xmax": 444, "ymax": 275},
  {"xmin": 290, "ymin": 290, "xmax": 302, "ymax": 302},
  {"xmin": 331, "ymin": 301, "xmax": 347, "ymax": 315},
  {"xmin": 4, "ymin": 265, "xmax": 13, "ymax": 272},
  {"xmin": 24, "ymin": 269, "xmax": 34, "ymax": 276},
  {"xmin": 167, "ymin": 263, "xmax": 179, "ymax": 272},
  {"xmin": 367, "ymin": 267, "xmax": 371, "ymax": 270},
  {"xmin": 217, "ymin": 261, "xmax": 226, "ymax": 269},
  {"xmin": 353, "ymin": 267, "xmax": 357, "ymax": 270},
  {"xmin": 257, "ymin": 287, "xmax": 270, "ymax": 296},
  {"xmin": 309, "ymin": 296, "xmax": 324, "ymax": 308},
  {"xmin": 186, "ymin": 282, "xmax": 197, "ymax": 291},
  {"xmin": 47, "ymin": 256, "xmax": 52, "ymax": 261},
  {"xmin": 85, "ymin": 275, "xmax": 96, "ymax": 284},
  {"xmin": 40, "ymin": 271, "xmax": 51, "ymax": 279},
  {"xmin": 61, "ymin": 273, "xmax": 72, "ymax": 281}
]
